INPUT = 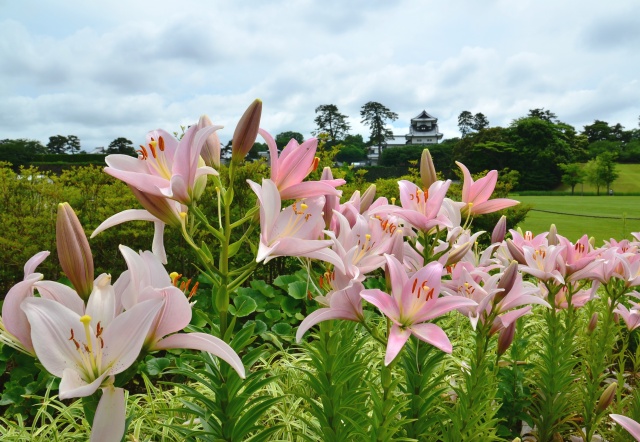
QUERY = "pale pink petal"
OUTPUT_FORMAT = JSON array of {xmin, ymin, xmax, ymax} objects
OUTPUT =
[
  {"xmin": 139, "ymin": 286, "xmax": 192, "ymax": 343},
  {"xmin": 296, "ymin": 308, "xmax": 360, "ymax": 342},
  {"xmin": 471, "ymin": 198, "xmax": 520, "ymax": 215},
  {"xmin": 152, "ymin": 221, "xmax": 168, "ymax": 264},
  {"xmin": 100, "ymin": 298, "xmax": 164, "ymax": 374},
  {"xmin": 410, "ymin": 322, "xmax": 453, "ymax": 353},
  {"xmin": 414, "ymin": 295, "xmax": 478, "ymax": 323},
  {"xmin": 611, "ymin": 414, "xmax": 640, "ymax": 441},
  {"xmin": 24, "ymin": 251, "xmax": 50, "ymax": 277},
  {"xmin": 104, "ymin": 167, "xmax": 170, "ymax": 197},
  {"xmin": 258, "ymin": 128, "xmax": 280, "ymax": 179},
  {"xmin": 140, "ymin": 251, "xmax": 172, "ymax": 288},
  {"xmin": 469, "ymin": 171, "xmax": 497, "ymax": 204},
  {"xmin": 21, "ymin": 298, "xmax": 88, "ymax": 377},
  {"xmin": 456, "ymin": 162, "xmax": 472, "ymax": 203},
  {"xmin": 105, "ymin": 154, "xmax": 148, "ymax": 173},
  {"xmin": 279, "ymin": 180, "xmax": 344, "ymax": 200},
  {"xmin": 360, "ymin": 289, "xmax": 400, "ymax": 321},
  {"xmin": 85, "ymin": 274, "xmax": 116, "ymax": 328},
  {"xmin": 154, "ymin": 333, "xmax": 245, "ymax": 379},
  {"xmin": 2, "ymin": 275, "xmax": 42, "ymax": 352},
  {"xmin": 385, "ymin": 324, "xmax": 411, "ymax": 365},
  {"xmin": 496, "ymin": 306, "xmax": 532, "ymax": 328},
  {"xmin": 91, "ymin": 386, "xmax": 126, "ymax": 442},
  {"xmin": 118, "ymin": 245, "xmax": 151, "ymax": 309},
  {"xmin": 277, "ymin": 138, "xmax": 318, "ymax": 190},
  {"xmin": 34, "ymin": 280, "xmax": 85, "ymax": 315},
  {"xmin": 91, "ymin": 210, "xmax": 159, "ymax": 238},
  {"xmin": 384, "ymin": 254, "xmax": 409, "ymax": 305},
  {"xmin": 59, "ymin": 368, "xmax": 109, "ymax": 399}
]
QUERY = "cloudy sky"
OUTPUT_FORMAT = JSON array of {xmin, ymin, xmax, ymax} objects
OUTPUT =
[{"xmin": 1, "ymin": 0, "xmax": 639, "ymax": 151}]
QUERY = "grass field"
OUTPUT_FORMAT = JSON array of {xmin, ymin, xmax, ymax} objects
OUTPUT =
[
  {"xmin": 513, "ymin": 195, "xmax": 640, "ymax": 244},
  {"xmin": 557, "ymin": 163, "xmax": 640, "ymax": 194}
]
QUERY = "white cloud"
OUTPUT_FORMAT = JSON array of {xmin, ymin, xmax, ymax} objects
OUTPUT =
[{"xmin": 0, "ymin": 0, "xmax": 638, "ymax": 149}]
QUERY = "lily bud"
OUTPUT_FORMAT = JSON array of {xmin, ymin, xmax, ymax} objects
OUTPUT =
[
  {"xmin": 491, "ymin": 215, "xmax": 507, "ymax": 244},
  {"xmin": 596, "ymin": 382, "xmax": 617, "ymax": 413},
  {"xmin": 420, "ymin": 149, "xmax": 437, "ymax": 188},
  {"xmin": 445, "ymin": 241, "xmax": 473, "ymax": 267},
  {"xmin": 321, "ymin": 167, "xmax": 338, "ymax": 228},
  {"xmin": 548, "ymin": 224, "xmax": 559, "ymax": 246},
  {"xmin": 57, "ymin": 203, "xmax": 94, "ymax": 300},
  {"xmin": 587, "ymin": 312, "xmax": 598, "ymax": 334},
  {"xmin": 127, "ymin": 185, "xmax": 182, "ymax": 228},
  {"xmin": 231, "ymin": 99, "xmax": 262, "ymax": 163},
  {"xmin": 497, "ymin": 321, "xmax": 516, "ymax": 357},
  {"xmin": 360, "ymin": 184, "xmax": 377, "ymax": 213},
  {"xmin": 495, "ymin": 261, "xmax": 519, "ymax": 303},
  {"xmin": 506, "ymin": 239, "xmax": 527, "ymax": 264},
  {"xmin": 197, "ymin": 115, "xmax": 221, "ymax": 168}
]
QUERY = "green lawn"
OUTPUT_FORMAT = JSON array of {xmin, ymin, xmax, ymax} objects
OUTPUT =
[
  {"xmin": 558, "ymin": 163, "xmax": 640, "ymax": 194},
  {"xmin": 513, "ymin": 195, "xmax": 640, "ymax": 245}
]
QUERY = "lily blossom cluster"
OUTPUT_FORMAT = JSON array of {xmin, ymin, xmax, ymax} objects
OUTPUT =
[{"xmin": 1, "ymin": 203, "xmax": 243, "ymax": 441}]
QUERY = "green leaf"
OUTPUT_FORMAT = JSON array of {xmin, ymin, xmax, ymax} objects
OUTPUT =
[
  {"xmin": 228, "ymin": 238, "xmax": 244, "ymax": 258},
  {"xmin": 251, "ymin": 280, "xmax": 278, "ymax": 298},
  {"xmin": 237, "ymin": 287, "xmax": 267, "ymax": 310},
  {"xmin": 271, "ymin": 323, "xmax": 292, "ymax": 336},
  {"xmin": 287, "ymin": 280, "xmax": 309, "ymax": 299},
  {"xmin": 244, "ymin": 319, "xmax": 267, "ymax": 334},
  {"xmin": 146, "ymin": 357, "xmax": 171, "ymax": 376},
  {"xmin": 233, "ymin": 295, "xmax": 258, "ymax": 317},
  {"xmin": 264, "ymin": 309, "xmax": 282, "ymax": 321},
  {"xmin": 281, "ymin": 296, "xmax": 301, "ymax": 316},
  {"xmin": 273, "ymin": 274, "xmax": 298, "ymax": 289}
]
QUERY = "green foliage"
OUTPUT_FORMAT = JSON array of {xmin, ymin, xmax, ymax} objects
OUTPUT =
[
  {"xmin": 379, "ymin": 145, "xmax": 424, "ymax": 167},
  {"xmin": 360, "ymin": 101, "xmax": 398, "ymax": 147},
  {"xmin": 312, "ymin": 105, "xmax": 351, "ymax": 142},
  {"xmin": 0, "ymin": 139, "xmax": 46, "ymax": 168},
  {"xmin": 32, "ymin": 153, "xmax": 107, "ymax": 164},
  {"xmin": 166, "ymin": 325, "xmax": 283, "ymax": 441},
  {"xmin": 275, "ymin": 131, "xmax": 304, "ymax": 149},
  {"xmin": 296, "ymin": 322, "xmax": 372, "ymax": 441},
  {"xmin": 106, "ymin": 137, "xmax": 136, "ymax": 155}
]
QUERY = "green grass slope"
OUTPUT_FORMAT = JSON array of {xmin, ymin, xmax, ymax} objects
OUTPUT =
[{"xmin": 513, "ymin": 195, "xmax": 640, "ymax": 245}]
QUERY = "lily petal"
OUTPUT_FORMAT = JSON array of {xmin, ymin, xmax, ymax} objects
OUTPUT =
[
  {"xmin": 410, "ymin": 322, "xmax": 453, "ymax": 353},
  {"xmin": 91, "ymin": 386, "xmax": 126, "ymax": 442},
  {"xmin": 154, "ymin": 332, "xmax": 245, "ymax": 379},
  {"xmin": 385, "ymin": 324, "xmax": 411, "ymax": 365}
]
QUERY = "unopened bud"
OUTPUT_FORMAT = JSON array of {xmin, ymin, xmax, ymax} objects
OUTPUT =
[
  {"xmin": 57, "ymin": 203, "xmax": 94, "ymax": 300},
  {"xmin": 446, "ymin": 241, "xmax": 473, "ymax": 267},
  {"xmin": 495, "ymin": 261, "xmax": 519, "ymax": 303},
  {"xmin": 497, "ymin": 321, "xmax": 516, "ymax": 357},
  {"xmin": 231, "ymin": 99, "xmax": 262, "ymax": 163},
  {"xmin": 360, "ymin": 184, "xmax": 376, "ymax": 213},
  {"xmin": 596, "ymin": 382, "xmax": 617, "ymax": 413},
  {"xmin": 548, "ymin": 224, "xmax": 559, "ymax": 246},
  {"xmin": 491, "ymin": 215, "xmax": 507, "ymax": 244},
  {"xmin": 587, "ymin": 312, "xmax": 598, "ymax": 333},
  {"xmin": 506, "ymin": 239, "xmax": 527, "ymax": 264},
  {"xmin": 197, "ymin": 115, "xmax": 221, "ymax": 168},
  {"xmin": 420, "ymin": 149, "xmax": 438, "ymax": 188}
]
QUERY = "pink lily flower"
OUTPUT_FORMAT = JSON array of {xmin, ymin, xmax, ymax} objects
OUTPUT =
[
  {"xmin": 259, "ymin": 129, "xmax": 344, "ymax": 200},
  {"xmin": 1, "ymin": 251, "xmax": 50, "ymax": 353},
  {"xmin": 91, "ymin": 186, "xmax": 186, "ymax": 264},
  {"xmin": 360, "ymin": 255, "xmax": 477, "ymax": 365},
  {"xmin": 105, "ymin": 124, "xmax": 221, "ymax": 205},
  {"xmin": 248, "ymin": 179, "xmax": 344, "ymax": 271},
  {"xmin": 296, "ymin": 281, "xmax": 365, "ymax": 342},
  {"xmin": 393, "ymin": 179, "xmax": 453, "ymax": 233},
  {"xmin": 614, "ymin": 302, "xmax": 640, "ymax": 330},
  {"xmin": 21, "ymin": 297, "xmax": 163, "ymax": 441},
  {"xmin": 520, "ymin": 244, "xmax": 566, "ymax": 285},
  {"xmin": 611, "ymin": 414, "xmax": 640, "ymax": 441},
  {"xmin": 118, "ymin": 246, "xmax": 245, "ymax": 378},
  {"xmin": 456, "ymin": 162, "xmax": 519, "ymax": 215}
]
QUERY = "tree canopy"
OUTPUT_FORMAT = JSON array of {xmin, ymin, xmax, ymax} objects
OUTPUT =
[
  {"xmin": 312, "ymin": 104, "xmax": 350, "ymax": 142},
  {"xmin": 360, "ymin": 101, "xmax": 398, "ymax": 152}
]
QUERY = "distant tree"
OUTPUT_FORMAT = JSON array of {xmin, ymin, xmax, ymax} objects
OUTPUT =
[
  {"xmin": 528, "ymin": 108, "xmax": 558, "ymax": 122},
  {"xmin": 247, "ymin": 142, "xmax": 268, "ymax": 160},
  {"xmin": 583, "ymin": 120, "xmax": 612, "ymax": 143},
  {"xmin": 596, "ymin": 152, "xmax": 619, "ymax": 194},
  {"xmin": 312, "ymin": 104, "xmax": 350, "ymax": 142},
  {"xmin": 106, "ymin": 137, "xmax": 136, "ymax": 155},
  {"xmin": 342, "ymin": 134, "xmax": 366, "ymax": 150},
  {"xmin": 47, "ymin": 135, "xmax": 69, "ymax": 154},
  {"xmin": 360, "ymin": 101, "xmax": 398, "ymax": 155},
  {"xmin": 0, "ymin": 139, "xmax": 46, "ymax": 167},
  {"xmin": 472, "ymin": 112, "xmax": 490, "ymax": 131},
  {"xmin": 275, "ymin": 131, "xmax": 304, "ymax": 149},
  {"xmin": 335, "ymin": 146, "xmax": 367, "ymax": 163},
  {"xmin": 584, "ymin": 159, "xmax": 604, "ymax": 195},
  {"xmin": 458, "ymin": 111, "xmax": 474, "ymax": 137},
  {"xmin": 379, "ymin": 145, "xmax": 423, "ymax": 167},
  {"xmin": 67, "ymin": 135, "xmax": 81, "ymax": 155},
  {"xmin": 558, "ymin": 163, "xmax": 584, "ymax": 195}
]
